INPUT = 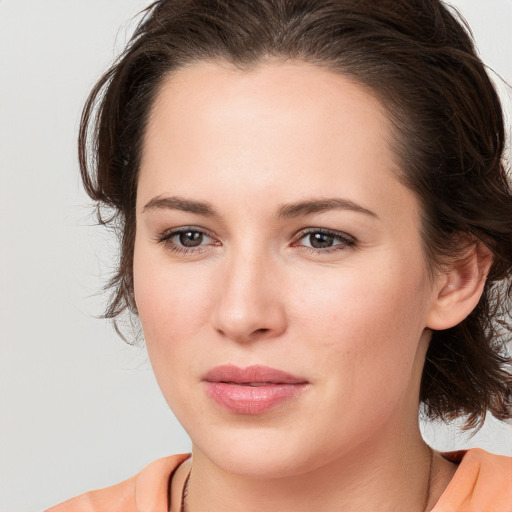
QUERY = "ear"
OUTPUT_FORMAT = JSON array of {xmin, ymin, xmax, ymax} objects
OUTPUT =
[{"xmin": 426, "ymin": 240, "xmax": 493, "ymax": 330}]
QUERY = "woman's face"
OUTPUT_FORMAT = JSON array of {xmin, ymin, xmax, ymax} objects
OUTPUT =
[{"xmin": 134, "ymin": 61, "xmax": 443, "ymax": 477}]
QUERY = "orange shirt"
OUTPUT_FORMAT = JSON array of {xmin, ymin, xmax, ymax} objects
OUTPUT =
[
  {"xmin": 46, "ymin": 448, "xmax": 512, "ymax": 512},
  {"xmin": 433, "ymin": 449, "xmax": 512, "ymax": 512}
]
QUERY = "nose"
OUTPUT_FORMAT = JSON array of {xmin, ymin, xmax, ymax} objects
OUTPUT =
[{"xmin": 212, "ymin": 249, "xmax": 287, "ymax": 344}]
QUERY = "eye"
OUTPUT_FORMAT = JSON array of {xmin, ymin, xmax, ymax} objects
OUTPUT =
[
  {"xmin": 156, "ymin": 227, "xmax": 218, "ymax": 255},
  {"xmin": 176, "ymin": 230, "xmax": 206, "ymax": 247},
  {"xmin": 305, "ymin": 232, "xmax": 337, "ymax": 249},
  {"xmin": 294, "ymin": 228, "xmax": 355, "ymax": 253}
]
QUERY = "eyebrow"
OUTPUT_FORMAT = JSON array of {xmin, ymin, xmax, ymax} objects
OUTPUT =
[
  {"xmin": 277, "ymin": 198, "xmax": 378, "ymax": 219},
  {"xmin": 142, "ymin": 196, "xmax": 217, "ymax": 216},
  {"xmin": 142, "ymin": 195, "xmax": 377, "ymax": 219}
]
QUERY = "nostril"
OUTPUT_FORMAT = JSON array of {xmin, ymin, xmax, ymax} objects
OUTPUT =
[{"xmin": 253, "ymin": 328, "xmax": 270, "ymax": 335}]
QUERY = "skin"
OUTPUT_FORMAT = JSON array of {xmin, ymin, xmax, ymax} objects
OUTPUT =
[{"xmin": 133, "ymin": 60, "xmax": 485, "ymax": 512}]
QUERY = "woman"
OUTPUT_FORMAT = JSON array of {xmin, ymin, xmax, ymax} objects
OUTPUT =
[{"xmin": 48, "ymin": 0, "xmax": 512, "ymax": 510}]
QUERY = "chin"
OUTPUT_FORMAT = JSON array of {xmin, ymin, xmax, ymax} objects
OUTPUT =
[{"xmin": 191, "ymin": 424, "xmax": 337, "ymax": 480}]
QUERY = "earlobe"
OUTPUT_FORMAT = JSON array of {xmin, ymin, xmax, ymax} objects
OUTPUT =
[{"xmin": 426, "ymin": 240, "xmax": 493, "ymax": 330}]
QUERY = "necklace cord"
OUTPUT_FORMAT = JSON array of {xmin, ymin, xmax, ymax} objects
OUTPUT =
[
  {"xmin": 422, "ymin": 447, "xmax": 434, "ymax": 512},
  {"xmin": 179, "ymin": 469, "xmax": 191, "ymax": 512}
]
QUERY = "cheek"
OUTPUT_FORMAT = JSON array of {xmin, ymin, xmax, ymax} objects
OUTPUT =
[
  {"xmin": 133, "ymin": 243, "xmax": 215, "ymax": 349},
  {"xmin": 305, "ymin": 269, "xmax": 431, "ymax": 431},
  {"xmin": 292, "ymin": 260, "xmax": 432, "ymax": 380},
  {"xmin": 132, "ymin": 243, "xmax": 217, "ymax": 419}
]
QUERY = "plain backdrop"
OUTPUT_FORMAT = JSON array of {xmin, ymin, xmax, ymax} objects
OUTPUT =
[{"xmin": 0, "ymin": 1, "xmax": 511, "ymax": 511}]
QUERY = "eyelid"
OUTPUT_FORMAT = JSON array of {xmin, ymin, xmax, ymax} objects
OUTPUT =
[
  {"xmin": 157, "ymin": 225, "xmax": 217, "ymax": 241},
  {"xmin": 292, "ymin": 227, "xmax": 356, "ymax": 252},
  {"xmin": 155, "ymin": 225, "xmax": 220, "ymax": 254}
]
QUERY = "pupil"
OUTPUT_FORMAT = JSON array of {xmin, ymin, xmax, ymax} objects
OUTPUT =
[
  {"xmin": 310, "ymin": 233, "xmax": 333, "ymax": 249},
  {"xmin": 179, "ymin": 231, "xmax": 203, "ymax": 247}
]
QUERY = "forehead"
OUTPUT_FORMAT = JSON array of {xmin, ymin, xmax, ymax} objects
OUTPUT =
[
  {"xmin": 143, "ymin": 59, "xmax": 392, "ymax": 162},
  {"xmin": 138, "ymin": 59, "xmax": 413, "ymax": 221}
]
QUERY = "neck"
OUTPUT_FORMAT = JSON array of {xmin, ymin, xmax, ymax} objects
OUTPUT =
[{"xmin": 177, "ymin": 422, "xmax": 444, "ymax": 512}]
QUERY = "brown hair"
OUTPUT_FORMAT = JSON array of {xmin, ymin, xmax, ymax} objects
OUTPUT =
[{"xmin": 79, "ymin": 0, "xmax": 512, "ymax": 429}]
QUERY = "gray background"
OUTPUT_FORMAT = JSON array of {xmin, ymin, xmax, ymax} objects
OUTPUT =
[{"xmin": 0, "ymin": 1, "xmax": 511, "ymax": 511}]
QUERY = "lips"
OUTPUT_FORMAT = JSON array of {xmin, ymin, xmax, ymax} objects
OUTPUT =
[{"xmin": 203, "ymin": 365, "xmax": 308, "ymax": 414}]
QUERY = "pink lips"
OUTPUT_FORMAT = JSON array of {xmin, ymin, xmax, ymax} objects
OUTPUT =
[{"xmin": 203, "ymin": 365, "xmax": 308, "ymax": 414}]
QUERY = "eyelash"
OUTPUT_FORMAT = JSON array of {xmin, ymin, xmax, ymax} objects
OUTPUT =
[
  {"xmin": 155, "ymin": 226, "xmax": 219, "ymax": 255},
  {"xmin": 293, "ymin": 228, "xmax": 356, "ymax": 254},
  {"xmin": 155, "ymin": 226, "xmax": 356, "ymax": 256}
]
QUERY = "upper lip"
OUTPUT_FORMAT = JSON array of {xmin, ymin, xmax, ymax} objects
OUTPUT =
[{"xmin": 203, "ymin": 364, "xmax": 308, "ymax": 385}]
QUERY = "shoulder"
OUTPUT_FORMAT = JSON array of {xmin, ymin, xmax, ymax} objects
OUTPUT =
[
  {"xmin": 433, "ymin": 448, "xmax": 512, "ymax": 512},
  {"xmin": 45, "ymin": 454, "xmax": 190, "ymax": 512}
]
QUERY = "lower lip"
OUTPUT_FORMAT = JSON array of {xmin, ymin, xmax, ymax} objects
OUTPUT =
[{"xmin": 204, "ymin": 382, "xmax": 307, "ymax": 414}]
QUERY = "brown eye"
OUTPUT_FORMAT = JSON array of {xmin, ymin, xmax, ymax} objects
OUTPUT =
[
  {"xmin": 309, "ymin": 233, "xmax": 335, "ymax": 249},
  {"xmin": 179, "ymin": 230, "xmax": 204, "ymax": 247},
  {"xmin": 157, "ymin": 227, "xmax": 218, "ymax": 255},
  {"xmin": 296, "ymin": 229, "xmax": 356, "ymax": 253}
]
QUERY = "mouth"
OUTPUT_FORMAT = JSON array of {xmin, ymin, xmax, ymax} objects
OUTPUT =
[{"xmin": 202, "ymin": 365, "xmax": 309, "ymax": 414}]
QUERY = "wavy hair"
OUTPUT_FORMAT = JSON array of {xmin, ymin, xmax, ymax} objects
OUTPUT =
[{"xmin": 79, "ymin": 0, "xmax": 512, "ymax": 429}]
